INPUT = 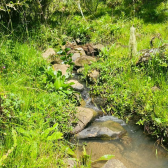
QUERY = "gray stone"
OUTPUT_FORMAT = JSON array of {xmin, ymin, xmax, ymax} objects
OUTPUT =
[
  {"xmin": 75, "ymin": 120, "xmax": 126, "ymax": 140},
  {"xmin": 53, "ymin": 64, "xmax": 70, "ymax": 76},
  {"xmin": 72, "ymin": 107, "xmax": 97, "ymax": 134},
  {"xmin": 72, "ymin": 53, "xmax": 81, "ymax": 62},
  {"xmin": 102, "ymin": 159, "xmax": 127, "ymax": 168},
  {"xmin": 67, "ymin": 80, "xmax": 84, "ymax": 91},
  {"xmin": 74, "ymin": 56, "xmax": 96, "ymax": 67}
]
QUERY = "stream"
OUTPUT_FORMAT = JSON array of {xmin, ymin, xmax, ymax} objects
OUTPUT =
[{"xmin": 71, "ymin": 73, "xmax": 168, "ymax": 168}]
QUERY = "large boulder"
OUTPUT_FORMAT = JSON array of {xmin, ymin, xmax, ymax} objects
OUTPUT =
[
  {"xmin": 74, "ymin": 56, "xmax": 96, "ymax": 67},
  {"xmin": 72, "ymin": 107, "xmax": 97, "ymax": 134},
  {"xmin": 102, "ymin": 159, "xmax": 127, "ymax": 168},
  {"xmin": 53, "ymin": 64, "xmax": 70, "ymax": 76},
  {"xmin": 67, "ymin": 80, "xmax": 84, "ymax": 91},
  {"xmin": 75, "ymin": 120, "xmax": 126, "ymax": 140}
]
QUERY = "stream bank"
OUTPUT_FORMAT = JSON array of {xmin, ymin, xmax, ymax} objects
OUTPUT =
[
  {"xmin": 42, "ymin": 41, "xmax": 168, "ymax": 168},
  {"xmin": 71, "ymin": 74, "xmax": 168, "ymax": 168}
]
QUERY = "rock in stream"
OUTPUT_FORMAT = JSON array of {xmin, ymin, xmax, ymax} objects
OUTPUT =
[{"xmin": 75, "ymin": 120, "xmax": 126, "ymax": 140}]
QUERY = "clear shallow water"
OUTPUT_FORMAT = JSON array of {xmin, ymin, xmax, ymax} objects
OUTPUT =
[
  {"xmin": 72, "ymin": 74, "xmax": 168, "ymax": 168},
  {"xmin": 76, "ymin": 116, "xmax": 168, "ymax": 168}
]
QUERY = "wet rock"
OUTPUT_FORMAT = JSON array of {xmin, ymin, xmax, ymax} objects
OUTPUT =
[
  {"xmin": 102, "ymin": 159, "xmax": 127, "ymax": 168},
  {"xmin": 121, "ymin": 135, "xmax": 132, "ymax": 148},
  {"xmin": 72, "ymin": 53, "xmax": 81, "ymax": 62},
  {"xmin": 92, "ymin": 95, "xmax": 107, "ymax": 108},
  {"xmin": 74, "ymin": 56, "xmax": 96, "ymax": 67},
  {"xmin": 72, "ymin": 107, "xmax": 97, "ymax": 134},
  {"xmin": 88, "ymin": 70, "xmax": 100, "ymax": 82},
  {"xmin": 95, "ymin": 116, "xmax": 126, "ymax": 126},
  {"xmin": 67, "ymin": 80, "xmax": 84, "ymax": 91},
  {"xmin": 80, "ymin": 99, "xmax": 86, "ymax": 107},
  {"xmin": 75, "ymin": 120, "xmax": 126, "ymax": 140},
  {"xmin": 53, "ymin": 64, "xmax": 70, "ymax": 76}
]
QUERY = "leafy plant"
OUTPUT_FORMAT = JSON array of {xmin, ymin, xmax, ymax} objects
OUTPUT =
[
  {"xmin": 58, "ymin": 47, "xmax": 74, "ymax": 66},
  {"xmin": 40, "ymin": 66, "xmax": 74, "ymax": 93},
  {"xmin": 67, "ymin": 145, "xmax": 114, "ymax": 167}
]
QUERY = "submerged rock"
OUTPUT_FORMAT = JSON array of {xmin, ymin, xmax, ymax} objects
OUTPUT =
[
  {"xmin": 67, "ymin": 80, "xmax": 84, "ymax": 91},
  {"xmin": 72, "ymin": 107, "xmax": 97, "ymax": 134},
  {"xmin": 75, "ymin": 120, "xmax": 126, "ymax": 140},
  {"xmin": 102, "ymin": 159, "xmax": 127, "ymax": 168},
  {"xmin": 92, "ymin": 95, "xmax": 107, "ymax": 108}
]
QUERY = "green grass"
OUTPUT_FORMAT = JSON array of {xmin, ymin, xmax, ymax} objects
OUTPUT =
[
  {"xmin": 1, "ymin": 0, "xmax": 168, "ymax": 167},
  {"xmin": 0, "ymin": 38, "xmax": 77, "ymax": 167}
]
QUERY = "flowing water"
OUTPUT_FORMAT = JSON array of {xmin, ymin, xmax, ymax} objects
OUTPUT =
[{"xmin": 72, "ymin": 74, "xmax": 168, "ymax": 168}]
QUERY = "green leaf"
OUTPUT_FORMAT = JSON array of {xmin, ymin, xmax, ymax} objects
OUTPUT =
[
  {"xmin": 65, "ymin": 48, "xmax": 71, "ymax": 52},
  {"xmin": 92, "ymin": 154, "xmax": 115, "ymax": 163},
  {"xmin": 16, "ymin": 127, "xmax": 31, "ymax": 138},
  {"xmin": 154, "ymin": 118, "xmax": 162, "ymax": 124},
  {"xmin": 41, "ymin": 123, "xmax": 58, "ymax": 139},
  {"xmin": 47, "ymin": 131, "xmax": 63, "ymax": 141},
  {"xmin": 65, "ymin": 147, "xmax": 76, "ymax": 157}
]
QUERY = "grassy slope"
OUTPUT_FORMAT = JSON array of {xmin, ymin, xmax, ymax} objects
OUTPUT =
[
  {"xmin": 0, "ymin": 40, "xmax": 77, "ymax": 167},
  {"xmin": 1, "ymin": 0, "xmax": 168, "ymax": 167}
]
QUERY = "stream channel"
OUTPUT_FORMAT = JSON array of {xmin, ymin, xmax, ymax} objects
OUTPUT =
[{"xmin": 71, "ymin": 74, "xmax": 168, "ymax": 168}]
